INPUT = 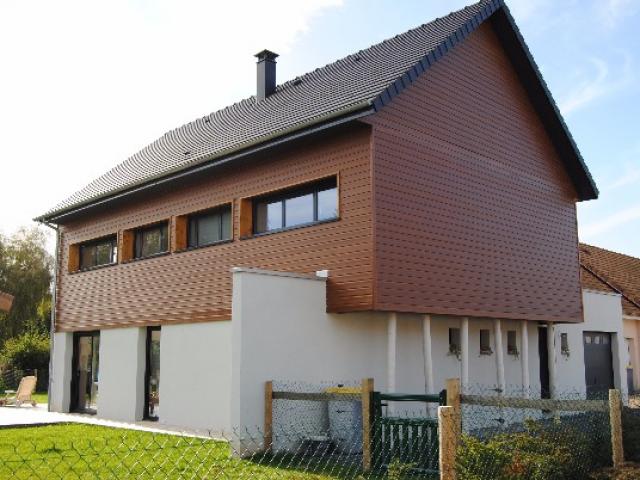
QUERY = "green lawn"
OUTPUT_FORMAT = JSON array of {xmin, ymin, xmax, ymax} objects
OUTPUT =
[
  {"xmin": 0, "ymin": 423, "xmax": 375, "ymax": 479},
  {"xmin": 31, "ymin": 391, "xmax": 47, "ymax": 404}
]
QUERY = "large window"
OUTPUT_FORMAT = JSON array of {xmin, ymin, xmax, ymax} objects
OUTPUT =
[
  {"xmin": 188, "ymin": 205, "xmax": 232, "ymax": 248},
  {"xmin": 253, "ymin": 177, "xmax": 338, "ymax": 234},
  {"xmin": 79, "ymin": 236, "xmax": 117, "ymax": 270},
  {"xmin": 134, "ymin": 222, "xmax": 169, "ymax": 259}
]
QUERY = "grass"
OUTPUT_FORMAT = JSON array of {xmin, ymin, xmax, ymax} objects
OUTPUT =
[
  {"xmin": 31, "ymin": 391, "xmax": 47, "ymax": 404},
  {"xmin": 0, "ymin": 423, "xmax": 380, "ymax": 479}
]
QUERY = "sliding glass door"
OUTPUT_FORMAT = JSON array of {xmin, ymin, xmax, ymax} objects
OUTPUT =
[
  {"xmin": 71, "ymin": 331, "xmax": 100, "ymax": 413},
  {"xmin": 145, "ymin": 327, "xmax": 161, "ymax": 420}
]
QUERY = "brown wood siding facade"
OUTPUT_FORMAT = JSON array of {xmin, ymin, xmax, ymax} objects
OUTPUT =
[
  {"xmin": 55, "ymin": 126, "xmax": 373, "ymax": 331},
  {"xmin": 366, "ymin": 22, "xmax": 583, "ymax": 323}
]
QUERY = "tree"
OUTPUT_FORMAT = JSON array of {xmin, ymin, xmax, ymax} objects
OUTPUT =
[{"xmin": 0, "ymin": 227, "xmax": 53, "ymax": 346}]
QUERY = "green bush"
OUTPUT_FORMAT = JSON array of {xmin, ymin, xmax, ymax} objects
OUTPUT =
[
  {"xmin": 456, "ymin": 418, "xmax": 609, "ymax": 480},
  {"xmin": 1, "ymin": 332, "xmax": 49, "ymax": 391},
  {"xmin": 622, "ymin": 408, "xmax": 640, "ymax": 462}
]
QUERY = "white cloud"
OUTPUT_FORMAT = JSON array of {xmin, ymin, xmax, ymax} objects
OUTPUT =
[
  {"xmin": 598, "ymin": 0, "xmax": 640, "ymax": 28},
  {"xmin": 0, "ymin": 0, "xmax": 343, "ymax": 246},
  {"xmin": 559, "ymin": 54, "xmax": 633, "ymax": 115},
  {"xmin": 581, "ymin": 203, "xmax": 640, "ymax": 237}
]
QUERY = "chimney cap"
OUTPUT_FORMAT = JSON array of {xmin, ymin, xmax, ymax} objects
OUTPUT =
[{"xmin": 255, "ymin": 49, "xmax": 279, "ymax": 62}]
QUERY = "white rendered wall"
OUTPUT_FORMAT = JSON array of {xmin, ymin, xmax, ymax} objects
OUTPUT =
[
  {"xmin": 160, "ymin": 321, "xmax": 232, "ymax": 432},
  {"xmin": 49, "ymin": 332, "xmax": 73, "ymax": 413},
  {"xmin": 623, "ymin": 318, "xmax": 640, "ymax": 391},
  {"xmin": 97, "ymin": 327, "xmax": 146, "ymax": 422},
  {"xmin": 555, "ymin": 290, "xmax": 627, "ymax": 398},
  {"xmin": 230, "ymin": 268, "xmax": 546, "ymax": 432}
]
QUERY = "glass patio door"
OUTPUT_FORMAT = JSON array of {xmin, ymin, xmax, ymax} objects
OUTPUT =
[{"xmin": 72, "ymin": 332, "xmax": 100, "ymax": 413}]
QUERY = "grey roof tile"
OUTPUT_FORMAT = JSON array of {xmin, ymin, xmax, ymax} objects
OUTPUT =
[{"xmin": 42, "ymin": 0, "xmax": 494, "ymax": 218}]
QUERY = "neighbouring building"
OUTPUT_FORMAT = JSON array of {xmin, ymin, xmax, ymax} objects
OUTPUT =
[
  {"xmin": 0, "ymin": 291, "xmax": 14, "ymax": 313},
  {"xmin": 38, "ymin": 0, "xmax": 604, "ymax": 432}
]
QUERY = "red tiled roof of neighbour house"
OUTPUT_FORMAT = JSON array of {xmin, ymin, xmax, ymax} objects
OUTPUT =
[
  {"xmin": 0, "ymin": 291, "xmax": 14, "ymax": 313},
  {"xmin": 37, "ymin": 0, "xmax": 598, "ymax": 223},
  {"xmin": 579, "ymin": 243, "xmax": 640, "ymax": 317}
]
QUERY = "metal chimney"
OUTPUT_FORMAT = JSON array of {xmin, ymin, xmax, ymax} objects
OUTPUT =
[{"xmin": 255, "ymin": 49, "xmax": 278, "ymax": 101}]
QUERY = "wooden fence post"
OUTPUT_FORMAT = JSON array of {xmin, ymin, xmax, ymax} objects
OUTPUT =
[
  {"xmin": 439, "ymin": 406, "xmax": 457, "ymax": 480},
  {"xmin": 264, "ymin": 381, "xmax": 273, "ymax": 453},
  {"xmin": 609, "ymin": 389, "xmax": 624, "ymax": 469},
  {"xmin": 445, "ymin": 378, "xmax": 461, "ymax": 444},
  {"xmin": 361, "ymin": 378, "xmax": 374, "ymax": 472}
]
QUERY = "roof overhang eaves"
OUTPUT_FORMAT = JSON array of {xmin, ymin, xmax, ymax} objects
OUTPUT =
[
  {"xmin": 37, "ymin": 101, "xmax": 375, "ymax": 224},
  {"xmin": 370, "ymin": 0, "xmax": 598, "ymax": 202}
]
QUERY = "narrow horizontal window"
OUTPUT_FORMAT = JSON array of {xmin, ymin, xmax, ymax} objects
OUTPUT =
[
  {"xmin": 253, "ymin": 177, "xmax": 338, "ymax": 235},
  {"xmin": 78, "ymin": 236, "xmax": 118, "ymax": 270},
  {"xmin": 187, "ymin": 205, "xmax": 232, "ymax": 248},
  {"xmin": 134, "ymin": 222, "xmax": 169, "ymax": 259}
]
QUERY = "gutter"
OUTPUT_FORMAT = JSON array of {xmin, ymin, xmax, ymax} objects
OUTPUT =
[
  {"xmin": 37, "ymin": 102, "xmax": 374, "ymax": 224},
  {"xmin": 37, "ymin": 220, "xmax": 59, "ymax": 413}
]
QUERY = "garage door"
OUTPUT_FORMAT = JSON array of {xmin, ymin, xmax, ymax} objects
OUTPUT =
[{"xmin": 583, "ymin": 332, "xmax": 614, "ymax": 400}]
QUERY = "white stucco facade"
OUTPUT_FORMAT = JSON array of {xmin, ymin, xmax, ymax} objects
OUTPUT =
[
  {"xmin": 623, "ymin": 316, "xmax": 640, "ymax": 392},
  {"xmin": 97, "ymin": 327, "xmax": 146, "ymax": 422},
  {"xmin": 555, "ymin": 290, "xmax": 628, "ymax": 398},
  {"xmin": 49, "ymin": 331, "xmax": 73, "ymax": 413}
]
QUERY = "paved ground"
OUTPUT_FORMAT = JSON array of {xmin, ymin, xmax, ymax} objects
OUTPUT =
[{"xmin": 0, "ymin": 404, "xmax": 211, "ymax": 437}]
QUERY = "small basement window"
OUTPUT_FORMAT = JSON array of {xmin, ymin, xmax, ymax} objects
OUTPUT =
[
  {"xmin": 449, "ymin": 328, "xmax": 461, "ymax": 356},
  {"xmin": 188, "ymin": 205, "xmax": 232, "ymax": 248},
  {"xmin": 480, "ymin": 329, "xmax": 492, "ymax": 355},
  {"xmin": 134, "ymin": 222, "xmax": 169, "ymax": 259},
  {"xmin": 507, "ymin": 330, "xmax": 518, "ymax": 356},
  {"xmin": 252, "ymin": 177, "xmax": 338, "ymax": 235},
  {"xmin": 71, "ymin": 235, "xmax": 118, "ymax": 271}
]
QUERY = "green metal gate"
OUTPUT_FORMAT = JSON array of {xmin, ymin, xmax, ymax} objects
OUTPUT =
[{"xmin": 371, "ymin": 391, "xmax": 446, "ymax": 474}]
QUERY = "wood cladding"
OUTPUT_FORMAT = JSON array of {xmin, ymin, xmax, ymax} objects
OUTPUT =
[
  {"xmin": 366, "ymin": 22, "xmax": 583, "ymax": 323},
  {"xmin": 54, "ymin": 126, "xmax": 374, "ymax": 331}
]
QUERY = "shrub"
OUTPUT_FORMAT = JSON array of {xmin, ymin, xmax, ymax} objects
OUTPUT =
[
  {"xmin": 456, "ymin": 417, "xmax": 610, "ymax": 480},
  {"xmin": 0, "ymin": 332, "xmax": 49, "ymax": 391},
  {"xmin": 622, "ymin": 407, "xmax": 640, "ymax": 462}
]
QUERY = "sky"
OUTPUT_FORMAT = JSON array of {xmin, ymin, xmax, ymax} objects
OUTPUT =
[{"xmin": 0, "ymin": 0, "xmax": 639, "ymax": 257}]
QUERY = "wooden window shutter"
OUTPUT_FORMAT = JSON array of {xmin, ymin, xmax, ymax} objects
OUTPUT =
[
  {"xmin": 68, "ymin": 244, "xmax": 80, "ymax": 272},
  {"xmin": 119, "ymin": 229, "xmax": 135, "ymax": 262},
  {"xmin": 172, "ymin": 215, "xmax": 188, "ymax": 251},
  {"xmin": 239, "ymin": 198, "xmax": 253, "ymax": 238}
]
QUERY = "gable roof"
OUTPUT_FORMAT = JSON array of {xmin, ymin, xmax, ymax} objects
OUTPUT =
[
  {"xmin": 38, "ymin": 0, "xmax": 598, "ymax": 223},
  {"xmin": 580, "ymin": 243, "xmax": 640, "ymax": 317}
]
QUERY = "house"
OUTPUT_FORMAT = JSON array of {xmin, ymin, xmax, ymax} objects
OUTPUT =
[
  {"xmin": 38, "ymin": 0, "xmax": 600, "ymax": 432},
  {"xmin": 0, "ymin": 291, "xmax": 14, "ymax": 313},
  {"xmin": 578, "ymin": 244, "xmax": 640, "ymax": 394}
]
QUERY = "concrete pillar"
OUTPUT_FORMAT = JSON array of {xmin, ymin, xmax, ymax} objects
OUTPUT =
[
  {"xmin": 387, "ymin": 312, "xmax": 397, "ymax": 393},
  {"xmin": 422, "ymin": 314, "xmax": 434, "ymax": 394},
  {"xmin": 520, "ymin": 320, "xmax": 530, "ymax": 398},
  {"xmin": 547, "ymin": 322, "xmax": 556, "ymax": 398},
  {"xmin": 50, "ymin": 332, "xmax": 73, "ymax": 413},
  {"xmin": 461, "ymin": 317, "xmax": 469, "ymax": 389},
  {"xmin": 494, "ymin": 318, "xmax": 505, "ymax": 393}
]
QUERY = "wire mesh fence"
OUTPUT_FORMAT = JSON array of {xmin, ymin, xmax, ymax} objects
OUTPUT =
[
  {"xmin": 453, "ymin": 384, "xmax": 613, "ymax": 480},
  {"xmin": 0, "ymin": 381, "xmax": 636, "ymax": 479}
]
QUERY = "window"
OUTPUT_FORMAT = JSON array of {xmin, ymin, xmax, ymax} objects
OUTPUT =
[
  {"xmin": 134, "ymin": 222, "xmax": 169, "ymax": 259},
  {"xmin": 253, "ymin": 177, "xmax": 338, "ymax": 234},
  {"xmin": 78, "ymin": 236, "xmax": 117, "ymax": 270},
  {"xmin": 480, "ymin": 329, "xmax": 492, "ymax": 355},
  {"xmin": 561, "ymin": 333, "xmax": 570, "ymax": 356},
  {"xmin": 507, "ymin": 330, "xmax": 518, "ymax": 356},
  {"xmin": 449, "ymin": 328, "xmax": 461, "ymax": 356},
  {"xmin": 188, "ymin": 205, "xmax": 232, "ymax": 248}
]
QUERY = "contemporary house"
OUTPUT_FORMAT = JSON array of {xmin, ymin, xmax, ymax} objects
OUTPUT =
[{"xmin": 39, "ymin": 0, "xmax": 602, "ymax": 431}]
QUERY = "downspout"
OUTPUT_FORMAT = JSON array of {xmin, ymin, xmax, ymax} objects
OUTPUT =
[{"xmin": 38, "ymin": 220, "xmax": 60, "ymax": 412}]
